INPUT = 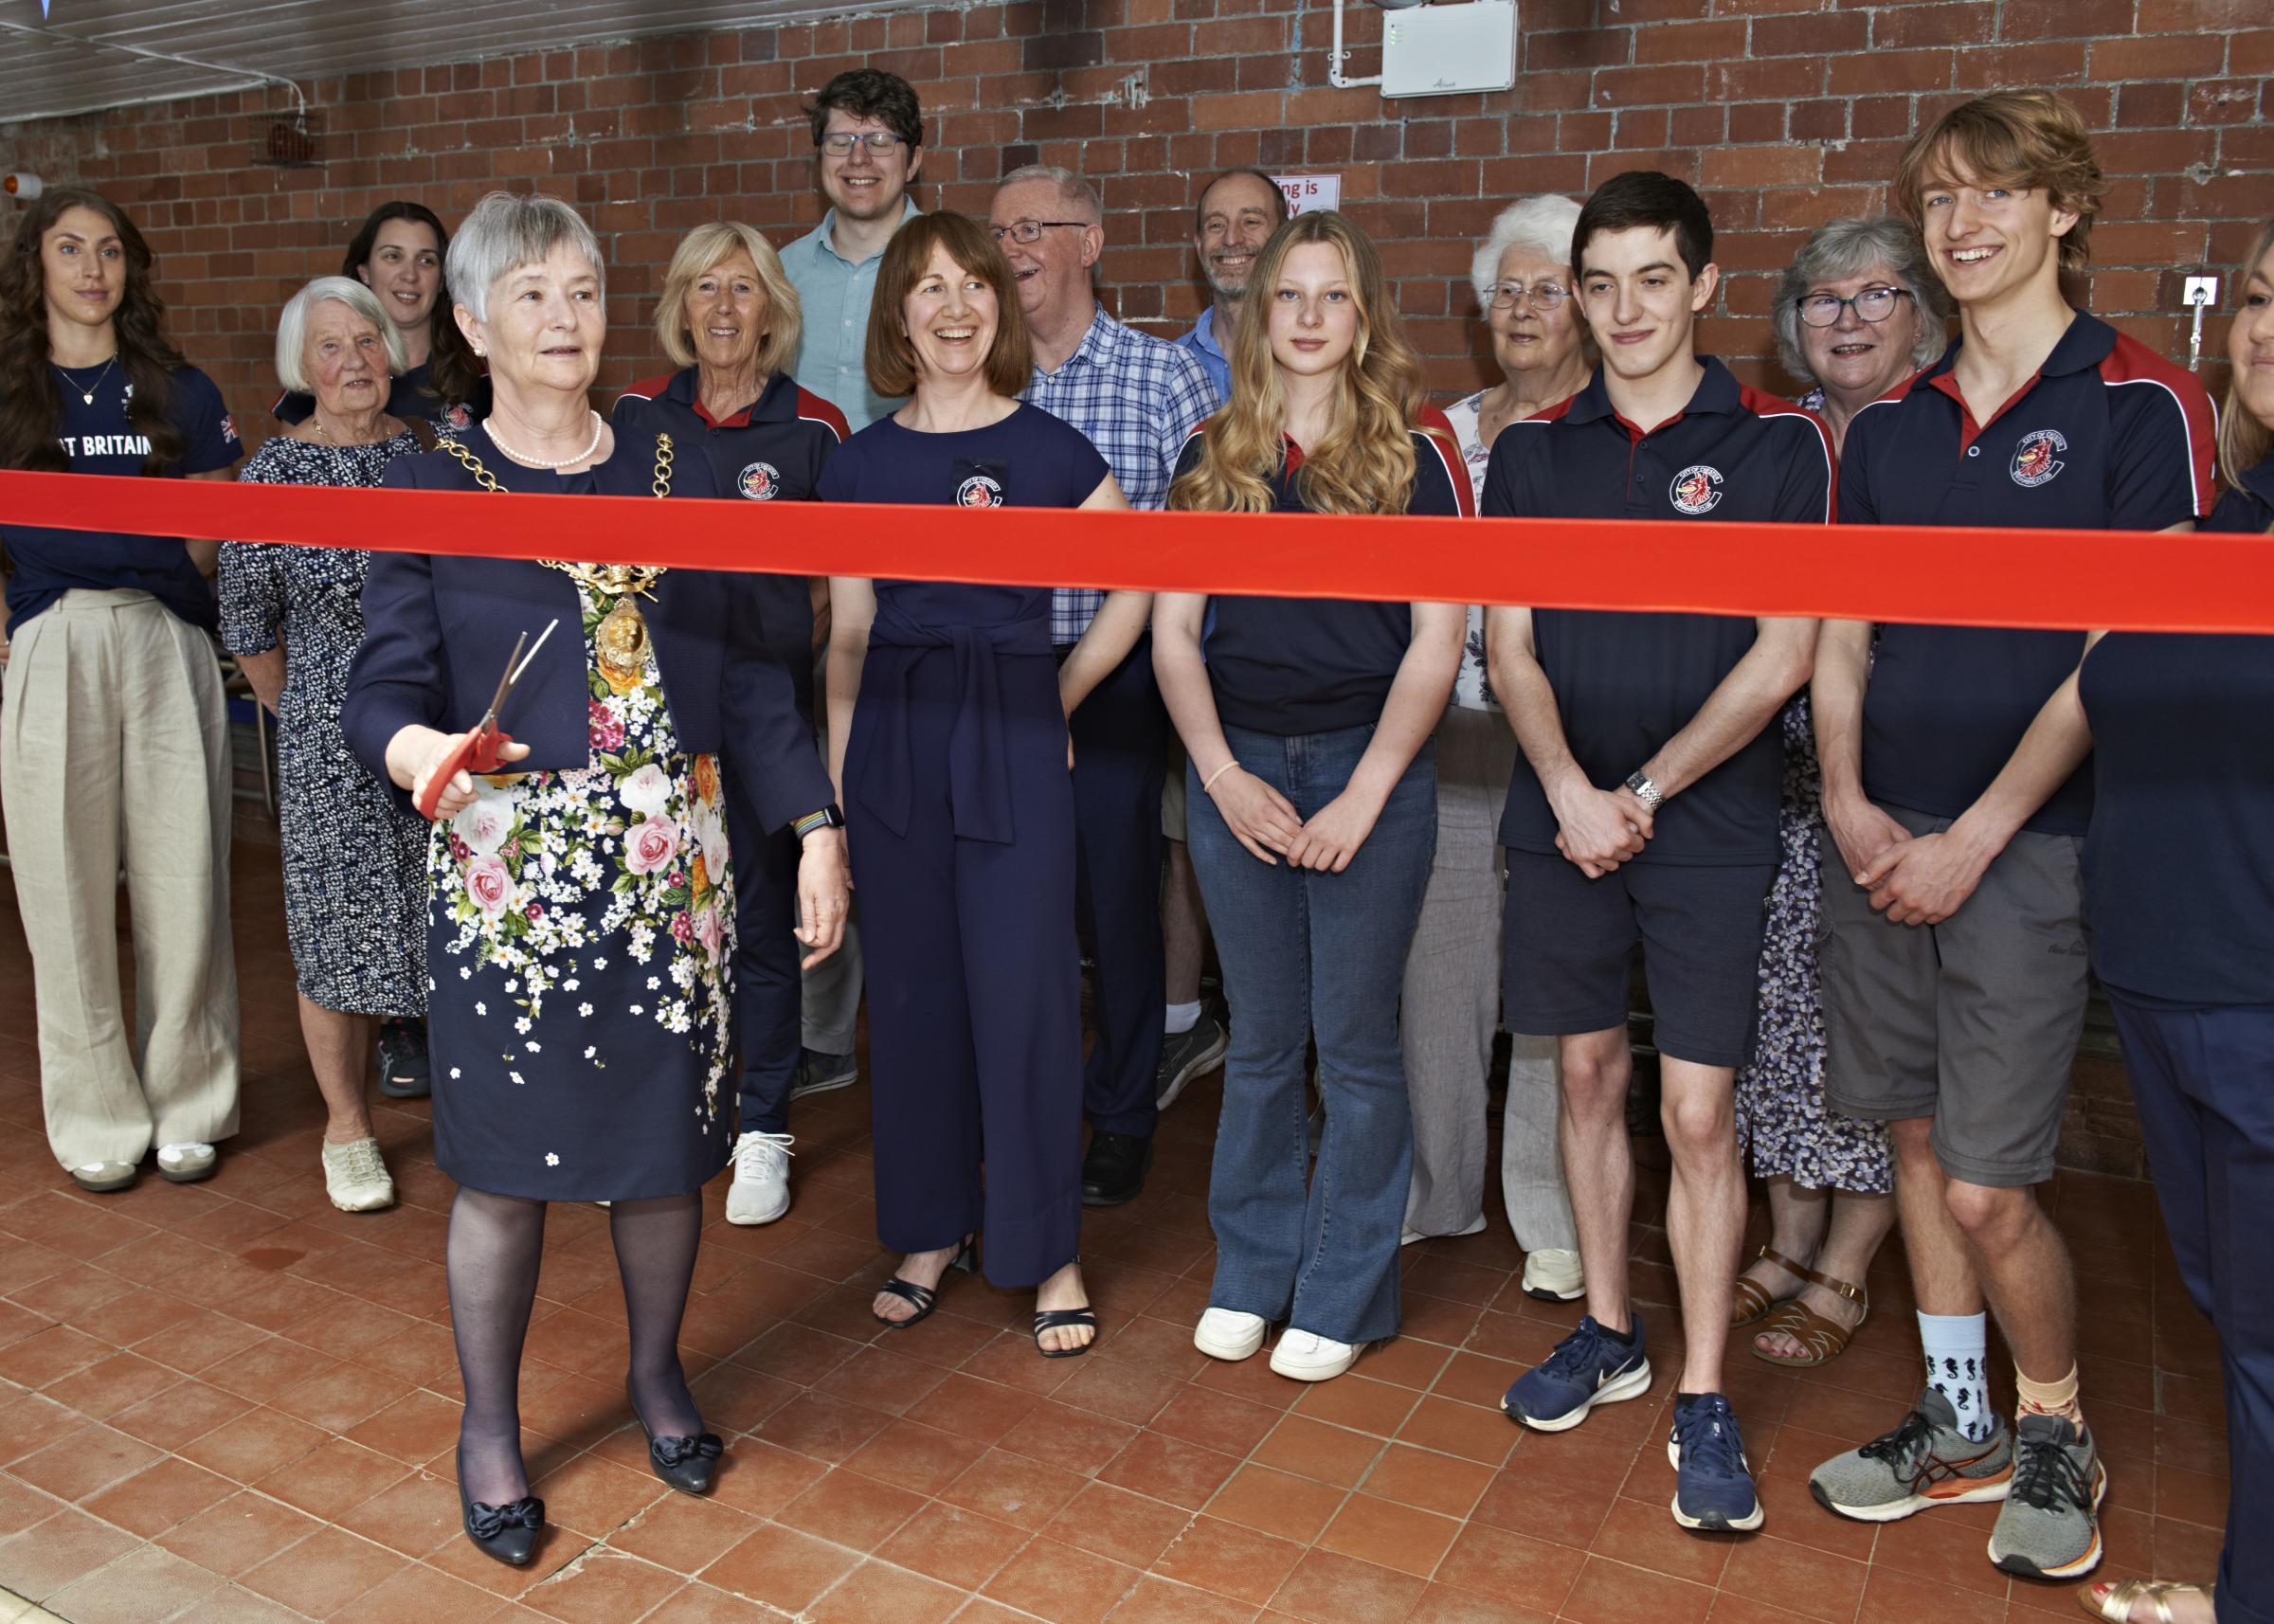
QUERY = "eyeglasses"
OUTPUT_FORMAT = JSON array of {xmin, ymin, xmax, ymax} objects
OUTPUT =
[
  {"xmin": 1796, "ymin": 286, "xmax": 1912, "ymax": 327},
  {"xmin": 989, "ymin": 220, "xmax": 1088, "ymax": 245},
  {"xmin": 1487, "ymin": 280, "xmax": 1571, "ymax": 312},
  {"xmin": 818, "ymin": 131, "xmax": 907, "ymax": 156}
]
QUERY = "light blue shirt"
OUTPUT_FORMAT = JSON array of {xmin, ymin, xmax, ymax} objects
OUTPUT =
[
  {"xmin": 780, "ymin": 198, "xmax": 920, "ymax": 432},
  {"xmin": 1171, "ymin": 305, "xmax": 1233, "ymax": 406}
]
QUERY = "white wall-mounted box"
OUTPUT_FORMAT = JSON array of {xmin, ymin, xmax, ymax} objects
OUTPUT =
[{"xmin": 1381, "ymin": 1, "xmax": 1519, "ymax": 99}]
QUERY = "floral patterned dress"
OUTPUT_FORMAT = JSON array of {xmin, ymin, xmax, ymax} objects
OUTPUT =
[
  {"xmin": 424, "ymin": 583, "xmax": 739, "ymax": 1201},
  {"xmin": 1732, "ymin": 388, "xmax": 1892, "ymax": 1193}
]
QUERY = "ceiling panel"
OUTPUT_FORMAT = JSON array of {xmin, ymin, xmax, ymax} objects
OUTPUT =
[{"xmin": 0, "ymin": 0, "xmax": 937, "ymax": 124}]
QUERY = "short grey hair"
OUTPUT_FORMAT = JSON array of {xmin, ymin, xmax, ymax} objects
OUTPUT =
[
  {"xmin": 997, "ymin": 164, "xmax": 1103, "ymax": 226},
  {"xmin": 1772, "ymin": 216, "xmax": 1951, "ymax": 384},
  {"xmin": 447, "ymin": 190, "xmax": 605, "ymax": 323},
  {"xmin": 1471, "ymin": 195, "xmax": 1583, "ymax": 309},
  {"xmin": 275, "ymin": 276, "xmax": 408, "ymax": 393}
]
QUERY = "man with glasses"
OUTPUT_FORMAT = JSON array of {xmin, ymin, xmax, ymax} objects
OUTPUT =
[
  {"xmin": 780, "ymin": 68, "xmax": 925, "ymax": 433},
  {"xmin": 985, "ymin": 166, "xmax": 1218, "ymax": 1208},
  {"xmin": 773, "ymin": 69, "xmax": 924, "ymax": 1110},
  {"xmin": 1484, "ymin": 171, "xmax": 1832, "ymax": 1535}
]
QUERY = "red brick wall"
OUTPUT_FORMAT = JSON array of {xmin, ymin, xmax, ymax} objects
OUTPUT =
[{"xmin": 1, "ymin": 0, "xmax": 2266, "ymax": 437}]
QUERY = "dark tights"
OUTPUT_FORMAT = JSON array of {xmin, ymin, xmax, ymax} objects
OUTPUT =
[{"xmin": 447, "ymin": 1187, "xmax": 705, "ymax": 1507}]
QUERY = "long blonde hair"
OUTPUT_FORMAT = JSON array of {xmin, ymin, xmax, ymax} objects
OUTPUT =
[
  {"xmin": 1169, "ymin": 211, "xmax": 1435, "ymax": 516},
  {"xmin": 2219, "ymin": 218, "xmax": 2274, "ymax": 492}
]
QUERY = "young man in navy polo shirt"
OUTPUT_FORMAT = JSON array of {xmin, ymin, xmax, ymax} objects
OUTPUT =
[
  {"xmin": 1484, "ymin": 171, "xmax": 1831, "ymax": 1533},
  {"xmin": 1804, "ymin": 93, "xmax": 2214, "ymax": 1582}
]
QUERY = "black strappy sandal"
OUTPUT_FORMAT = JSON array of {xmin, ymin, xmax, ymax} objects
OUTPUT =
[
  {"xmin": 1033, "ymin": 1307, "xmax": 1099, "ymax": 1359},
  {"xmin": 873, "ymin": 1235, "xmax": 977, "ymax": 1329}
]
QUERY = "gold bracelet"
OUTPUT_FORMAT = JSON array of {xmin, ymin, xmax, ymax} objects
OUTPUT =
[{"xmin": 1200, "ymin": 761, "xmax": 1239, "ymax": 797}]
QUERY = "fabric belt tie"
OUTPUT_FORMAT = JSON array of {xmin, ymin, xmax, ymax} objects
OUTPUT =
[{"xmin": 859, "ymin": 599, "xmax": 1053, "ymax": 845}]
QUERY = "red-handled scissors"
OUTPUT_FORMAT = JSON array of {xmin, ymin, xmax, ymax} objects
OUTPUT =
[{"xmin": 415, "ymin": 618, "xmax": 559, "ymax": 821}]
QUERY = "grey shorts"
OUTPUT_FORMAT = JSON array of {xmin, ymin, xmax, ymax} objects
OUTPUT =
[{"xmin": 1818, "ymin": 805, "xmax": 2089, "ymax": 1188}]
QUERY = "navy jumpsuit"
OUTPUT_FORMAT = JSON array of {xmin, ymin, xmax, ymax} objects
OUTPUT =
[{"xmin": 816, "ymin": 404, "xmax": 1109, "ymax": 1287}]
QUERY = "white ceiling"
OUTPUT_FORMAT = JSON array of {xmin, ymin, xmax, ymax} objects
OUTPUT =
[{"xmin": 0, "ymin": 0, "xmax": 938, "ymax": 124}]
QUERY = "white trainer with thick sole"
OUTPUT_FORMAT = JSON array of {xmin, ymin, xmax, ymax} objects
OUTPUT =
[
  {"xmin": 1193, "ymin": 1307, "xmax": 1269, "ymax": 1362},
  {"xmin": 1269, "ymin": 1327, "xmax": 1360, "ymax": 1382},
  {"xmin": 725, "ymin": 1130, "xmax": 794, "ymax": 1226}
]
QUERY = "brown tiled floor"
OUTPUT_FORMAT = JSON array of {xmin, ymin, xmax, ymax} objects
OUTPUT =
[{"xmin": 0, "ymin": 848, "xmax": 2230, "ymax": 1623}]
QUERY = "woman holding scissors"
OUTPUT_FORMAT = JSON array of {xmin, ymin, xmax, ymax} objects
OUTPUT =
[{"xmin": 342, "ymin": 192, "xmax": 848, "ymax": 1568}]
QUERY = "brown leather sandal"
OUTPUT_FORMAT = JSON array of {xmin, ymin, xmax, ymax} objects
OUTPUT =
[
  {"xmin": 1730, "ymin": 1245, "xmax": 1812, "ymax": 1326},
  {"xmin": 1750, "ymin": 1273, "xmax": 1868, "ymax": 1366}
]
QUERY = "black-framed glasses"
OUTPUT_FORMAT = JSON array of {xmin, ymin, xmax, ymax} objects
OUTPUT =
[
  {"xmin": 1487, "ymin": 280, "xmax": 1571, "ymax": 312},
  {"xmin": 989, "ymin": 220, "xmax": 1088, "ymax": 245},
  {"xmin": 819, "ymin": 131, "xmax": 907, "ymax": 156},
  {"xmin": 1796, "ymin": 286, "xmax": 1912, "ymax": 327}
]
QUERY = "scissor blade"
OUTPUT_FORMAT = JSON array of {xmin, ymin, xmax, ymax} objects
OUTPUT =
[
  {"xmin": 481, "ymin": 632, "xmax": 528, "ymax": 727},
  {"xmin": 508, "ymin": 618, "xmax": 560, "ymax": 687}
]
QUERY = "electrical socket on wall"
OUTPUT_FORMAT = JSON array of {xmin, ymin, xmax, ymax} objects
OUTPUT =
[{"xmin": 2184, "ymin": 277, "xmax": 2218, "ymax": 307}]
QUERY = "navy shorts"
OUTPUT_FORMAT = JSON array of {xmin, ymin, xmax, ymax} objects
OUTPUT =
[{"xmin": 1502, "ymin": 851, "xmax": 1776, "ymax": 1070}]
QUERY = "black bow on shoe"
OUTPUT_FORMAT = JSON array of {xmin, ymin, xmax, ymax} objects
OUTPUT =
[
  {"xmin": 649, "ymin": 1432, "xmax": 723, "ymax": 1471},
  {"xmin": 466, "ymin": 1495, "xmax": 544, "ymax": 1540}
]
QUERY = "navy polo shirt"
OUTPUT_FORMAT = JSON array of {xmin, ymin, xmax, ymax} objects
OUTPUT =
[
  {"xmin": 612, "ymin": 368, "xmax": 848, "ymax": 719},
  {"xmin": 1846, "ymin": 311, "xmax": 2217, "ymax": 836},
  {"xmin": 1485, "ymin": 358, "xmax": 1833, "ymax": 865},
  {"xmin": 1177, "ymin": 412, "xmax": 1471, "ymax": 738},
  {"xmin": 2, "ymin": 364, "xmax": 242, "ymax": 636},
  {"xmin": 2079, "ymin": 454, "xmax": 2274, "ymax": 1007}
]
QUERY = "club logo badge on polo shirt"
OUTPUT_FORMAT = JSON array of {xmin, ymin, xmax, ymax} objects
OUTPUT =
[
  {"xmin": 2011, "ymin": 428, "xmax": 2067, "ymax": 488},
  {"xmin": 1669, "ymin": 464, "xmax": 1724, "ymax": 514},
  {"xmin": 954, "ymin": 473, "xmax": 1004, "ymax": 508},
  {"xmin": 442, "ymin": 403, "xmax": 473, "ymax": 432},
  {"xmin": 736, "ymin": 461, "xmax": 781, "ymax": 500}
]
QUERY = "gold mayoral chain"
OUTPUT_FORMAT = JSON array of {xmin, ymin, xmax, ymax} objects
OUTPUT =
[{"xmin": 436, "ymin": 431, "xmax": 675, "ymax": 692}]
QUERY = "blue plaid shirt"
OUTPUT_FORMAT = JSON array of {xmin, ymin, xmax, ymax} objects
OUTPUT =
[{"xmin": 1023, "ymin": 307, "xmax": 1222, "ymax": 643}]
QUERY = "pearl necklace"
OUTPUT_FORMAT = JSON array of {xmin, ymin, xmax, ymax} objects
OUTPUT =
[{"xmin": 483, "ymin": 410, "xmax": 604, "ymax": 469}]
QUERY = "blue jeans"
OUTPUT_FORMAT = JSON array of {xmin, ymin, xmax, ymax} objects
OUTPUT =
[{"xmin": 1186, "ymin": 722, "xmax": 1436, "ymax": 1345}]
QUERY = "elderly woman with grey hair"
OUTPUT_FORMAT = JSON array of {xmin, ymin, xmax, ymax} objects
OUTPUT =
[
  {"xmin": 342, "ymin": 191, "xmax": 848, "ymax": 1566},
  {"xmin": 221, "ymin": 274, "xmax": 435, "ymax": 1218},
  {"xmin": 1399, "ymin": 196, "xmax": 1592, "ymax": 1302},
  {"xmin": 1771, "ymin": 213, "xmax": 1950, "ymax": 452},
  {"xmin": 1731, "ymin": 218, "xmax": 1948, "ymax": 1367}
]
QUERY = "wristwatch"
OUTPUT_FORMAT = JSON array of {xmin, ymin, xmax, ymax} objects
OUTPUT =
[
  {"xmin": 1622, "ymin": 771, "xmax": 1664, "ymax": 812},
  {"xmin": 791, "ymin": 804, "xmax": 846, "ymax": 839}
]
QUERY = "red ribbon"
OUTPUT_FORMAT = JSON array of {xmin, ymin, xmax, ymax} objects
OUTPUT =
[{"xmin": 3, "ymin": 469, "xmax": 2270, "ymax": 634}]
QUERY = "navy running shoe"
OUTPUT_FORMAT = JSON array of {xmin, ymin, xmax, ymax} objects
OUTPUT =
[
  {"xmin": 1501, "ymin": 1313, "xmax": 1651, "ymax": 1433},
  {"xmin": 1667, "ymin": 1392, "xmax": 1764, "ymax": 1531}
]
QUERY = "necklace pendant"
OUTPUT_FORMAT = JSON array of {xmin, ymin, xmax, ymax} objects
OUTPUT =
[
  {"xmin": 594, "ymin": 595, "xmax": 652, "ymax": 693},
  {"xmin": 81, "ymin": 391, "xmax": 95, "ymax": 406}
]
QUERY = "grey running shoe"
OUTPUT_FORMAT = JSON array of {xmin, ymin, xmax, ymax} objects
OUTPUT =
[
  {"xmin": 788, "ymin": 1048, "xmax": 857, "ymax": 1100},
  {"xmin": 1156, "ymin": 1016, "xmax": 1228, "ymax": 1110},
  {"xmin": 1987, "ymin": 1414, "xmax": 2107, "ymax": 1579},
  {"xmin": 1809, "ymin": 1387, "xmax": 2013, "ymax": 1522}
]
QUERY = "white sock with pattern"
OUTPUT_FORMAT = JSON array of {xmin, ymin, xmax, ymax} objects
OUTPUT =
[{"xmin": 1919, "ymin": 1311, "xmax": 1994, "ymax": 1443}]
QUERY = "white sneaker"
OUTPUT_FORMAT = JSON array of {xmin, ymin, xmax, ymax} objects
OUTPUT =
[
  {"xmin": 1522, "ymin": 1247, "xmax": 1585, "ymax": 1302},
  {"xmin": 1269, "ymin": 1327, "xmax": 1360, "ymax": 1381},
  {"xmin": 155, "ymin": 1143, "xmax": 216, "ymax": 1183},
  {"xmin": 1399, "ymin": 1214, "xmax": 1489, "ymax": 1247},
  {"xmin": 725, "ymin": 1130, "xmax": 793, "ymax": 1225},
  {"xmin": 1193, "ymin": 1307, "xmax": 1268, "ymax": 1362},
  {"xmin": 320, "ymin": 1137, "xmax": 395, "ymax": 1212}
]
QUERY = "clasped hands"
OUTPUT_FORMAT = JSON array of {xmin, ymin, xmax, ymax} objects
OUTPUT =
[
  {"xmin": 1825, "ymin": 789, "xmax": 1993, "ymax": 927},
  {"xmin": 1207, "ymin": 766, "xmax": 1381, "ymax": 873},
  {"xmin": 1548, "ymin": 772, "xmax": 1654, "ymax": 878}
]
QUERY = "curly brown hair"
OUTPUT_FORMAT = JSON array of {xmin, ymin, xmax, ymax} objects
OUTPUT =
[{"xmin": 0, "ymin": 188, "xmax": 187, "ymax": 475}]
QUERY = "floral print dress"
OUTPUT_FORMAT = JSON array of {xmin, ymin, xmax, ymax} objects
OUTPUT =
[{"xmin": 424, "ymin": 583, "xmax": 738, "ymax": 1201}]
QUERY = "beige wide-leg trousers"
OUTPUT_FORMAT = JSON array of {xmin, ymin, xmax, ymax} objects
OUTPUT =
[
  {"xmin": 1, "ymin": 589, "xmax": 240, "ymax": 1169},
  {"xmin": 1400, "ymin": 703, "xmax": 1579, "ymax": 1251}
]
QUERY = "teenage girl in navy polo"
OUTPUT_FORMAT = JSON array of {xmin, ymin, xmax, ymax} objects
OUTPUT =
[
  {"xmin": 820, "ymin": 211, "xmax": 1140, "ymax": 1358},
  {"xmin": 0, "ymin": 187, "xmax": 244, "ymax": 1194},
  {"xmin": 1156, "ymin": 210, "xmax": 1468, "ymax": 1383},
  {"xmin": 2072, "ymin": 226, "xmax": 2274, "ymax": 1624},
  {"xmin": 613, "ymin": 221, "xmax": 851, "ymax": 1231}
]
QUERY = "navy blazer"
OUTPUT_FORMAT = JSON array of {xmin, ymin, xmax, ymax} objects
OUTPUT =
[{"xmin": 341, "ymin": 426, "xmax": 833, "ymax": 836}]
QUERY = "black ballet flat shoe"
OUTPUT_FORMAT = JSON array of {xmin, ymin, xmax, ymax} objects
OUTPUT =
[
  {"xmin": 1033, "ymin": 1308, "xmax": 1099, "ymax": 1360},
  {"xmin": 459, "ymin": 1479, "xmax": 544, "ymax": 1567},
  {"xmin": 625, "ymin": 1378, "xmax": 724, "ymax": 1494},
  {"xmin": 873, "ymin": 1235, "xmax": 978, "ymax": 1330}
]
